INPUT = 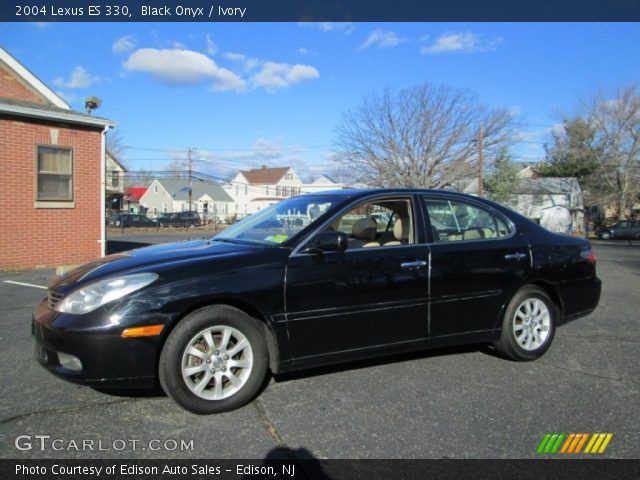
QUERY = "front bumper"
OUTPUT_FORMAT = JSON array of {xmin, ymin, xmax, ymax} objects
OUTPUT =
[{"xmin": 32, "ymin": 298, "xmax": 160, "ymax": 388}]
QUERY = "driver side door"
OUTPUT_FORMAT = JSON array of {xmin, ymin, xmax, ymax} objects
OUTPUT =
[{"xmin": 284, "ymin": 195, "xmax": 430, "ymax": 363}]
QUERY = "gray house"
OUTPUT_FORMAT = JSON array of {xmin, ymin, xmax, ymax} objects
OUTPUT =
[
  {"xmin": 510, "ymin": 177, "xmax": 584, "ymax": 233},
  {"xmin": 464, "ymin": 176, "xmax": 584, "ymax": 233},
  {"xmin": 140, "ymin": 178, "xmax": 233, "ymax": 222}
]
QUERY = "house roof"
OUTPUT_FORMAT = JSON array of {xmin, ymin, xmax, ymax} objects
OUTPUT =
[
  {"xmin": 0, "ymin": 96, "xmax": 115, "ymax": 128},
  {"xmin": 107, "ymin": 150, "xmax": 127, "ymax": 172},
  {"xmin": 157, "ymin": 179, "xmax": 233, "ymax": 203},
  {"xmin": 0, "ymin": 46, "xmax": 69, "ymax": 109},
  {"xmin": 240, "ymin": 167, "xmax": 290, "ymax": 185},
  {"xmin": 126, "ymin": 187, "xmax": 148, "ymax": 201},
  {"xmin": 310, "ymin": 175, "xmax": 337, "ymax": 185},
  {"xmin": 514, "ymin": 177, "xmax": 581, "ymax": 195}
]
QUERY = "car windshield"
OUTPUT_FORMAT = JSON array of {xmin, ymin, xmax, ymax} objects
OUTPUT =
[{"xmin": 214, "ymin": 195, "xmax": 345, "ymax": 246}]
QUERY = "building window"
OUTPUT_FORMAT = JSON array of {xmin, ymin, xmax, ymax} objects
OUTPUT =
[
  {"xmin": 266, "ymin": 186, "xmax": 270, "ymax": 195},
  {"xmin": 276, "ymin": 186, "xmax": 282, "ymax": 196},
  {"xmin": 154, "ymin": 184, "xmax": 158, "ymax": 193},
  {"xmin": 245, "ymin": 185, "xmax": 248, "ymax": 195},
  {"xmin": 37, "ymin": 146, "xmax": 73, "ymax": 201},
  {"xmin": 111, "ymin": 170, "xmax": 120, "ymax": 188}
]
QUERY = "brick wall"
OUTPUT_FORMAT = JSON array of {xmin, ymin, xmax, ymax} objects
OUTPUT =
[
  {"xmin": 0, "ymin": 64, "xmax": 46, "ymax": 105},
  {"xmin": 0, "ymin": 115, "xmax": 103, "ymax": 269}
]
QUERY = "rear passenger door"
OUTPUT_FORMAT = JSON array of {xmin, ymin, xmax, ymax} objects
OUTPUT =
[{"xmin": 421, "ymin": 195, "xmax": 531, "ymax": 337}]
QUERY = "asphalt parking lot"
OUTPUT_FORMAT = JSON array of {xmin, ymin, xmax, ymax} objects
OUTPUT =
[{"xmin": 0, "ymin": 242, "xmax": 638, "ymax": 460}]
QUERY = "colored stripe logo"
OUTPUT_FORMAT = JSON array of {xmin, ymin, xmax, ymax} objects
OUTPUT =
[{"xmin": 537, "ymin": 433, "xmax": 613, "ymax": 454}]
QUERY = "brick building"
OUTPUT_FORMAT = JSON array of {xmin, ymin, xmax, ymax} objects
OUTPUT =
[{"xmin": 0, "ymin": 47, "xmax": 114, "ymax": 269}]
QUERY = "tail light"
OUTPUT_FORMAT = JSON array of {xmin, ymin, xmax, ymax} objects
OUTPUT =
[{"xmin": 581, "ymin": 248, "xmax": 597, "ymax": 265}]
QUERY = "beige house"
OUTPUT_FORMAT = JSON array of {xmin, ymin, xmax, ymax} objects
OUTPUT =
[
  {"xmin": 106, "ymin": 151, "xmax": 126, "ymax": 212},
  {"xmin": 224, "ymin": 166, "xmax": 304, "ymax": 217}
]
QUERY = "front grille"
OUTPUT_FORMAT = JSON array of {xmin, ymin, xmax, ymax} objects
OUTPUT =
[{"xmin": 48, "ymin": 290, "xmax": 64, "ymax": 309}]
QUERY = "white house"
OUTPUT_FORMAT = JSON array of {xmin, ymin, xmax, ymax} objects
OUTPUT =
[
  {"xmin": 140, "ymin": 178, "xmax": 233, "ymax": 221},
  {"xmin": 224, "ymin": 166, "xmax": 304, "ymax": 216},
  {"xmin": 301, "ymin": 175, "xmax": 343, "ymax": 193}
]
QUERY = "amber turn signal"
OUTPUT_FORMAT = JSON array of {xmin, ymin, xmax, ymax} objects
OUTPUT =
[{"xmin": 121, "ymin": 325, "xmax": 164, "ymax": 337}]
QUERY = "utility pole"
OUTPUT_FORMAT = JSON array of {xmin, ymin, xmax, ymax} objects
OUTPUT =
[
  {"xmin": 188, "ymin": 147, "xmax": 193, "ymax": 211},
  {"xmin": 478, "ymin": 123, "xmax": 484, "ymax": 197}
]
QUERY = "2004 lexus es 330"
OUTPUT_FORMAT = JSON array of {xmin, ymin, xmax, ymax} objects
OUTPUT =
[{"xmin": 33, "ymin": 189, "xmax": 601, "ymax": 413}]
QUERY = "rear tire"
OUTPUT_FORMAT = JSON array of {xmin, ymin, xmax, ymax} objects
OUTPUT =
[
  {"xmin": 159, "ymin": 305, "xmax": 268, "ymax": 414},
  {"xmin": 493, "ymin": 286, "xmax": 557, "ymax": 361},
  {"xmin": 601, "ymin": 231, "xmax": 612, "ymax": 240}
]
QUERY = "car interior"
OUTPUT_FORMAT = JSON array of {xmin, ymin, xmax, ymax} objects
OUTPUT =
[
  {"xmin": 425, "ymin": 198, "xmax": 511, "ymax": 242},
  {"xmin": 326, "ymin": 199, "xmax": 414, "ymax": 250}
]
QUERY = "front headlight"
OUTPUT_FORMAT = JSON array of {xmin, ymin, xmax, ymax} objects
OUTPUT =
[{"xmin": 55, "ymin": 273, "xmax": 158, "ymax": 314}]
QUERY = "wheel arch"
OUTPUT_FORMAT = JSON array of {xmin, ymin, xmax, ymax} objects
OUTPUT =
[
  {"xmin": 521, "ymin": 280, "xmax": 565, "ymax": 319},
  {"xmin": 158, "ymin": 298, "xmax": 281, "ymax": 374}
]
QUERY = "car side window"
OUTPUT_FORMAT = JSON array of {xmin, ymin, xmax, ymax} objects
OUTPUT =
[
  {"xmin": 326, "ymin": 198, "xmax": 414, "ymax": 250},
  {"xmin": 424, "ymin": 197, "xmax": 511, "ymax": 242}
]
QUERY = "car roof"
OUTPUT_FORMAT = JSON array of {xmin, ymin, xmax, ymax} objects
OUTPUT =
[{"xmin": 310, "ymin": 187, "xmax": 487, "ymax": 201}]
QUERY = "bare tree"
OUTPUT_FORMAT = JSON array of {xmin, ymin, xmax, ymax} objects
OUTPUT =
[
  {"xmin": 586, "ymin": 85, "xmax": 640, "ymax": 219},
  {"xmin": 106, "ymin": 130, "xmax": 127, "ymax": 165},
  {"xmin": 334, "ymin": 83, "xmax": 517, "ymax": 189}
]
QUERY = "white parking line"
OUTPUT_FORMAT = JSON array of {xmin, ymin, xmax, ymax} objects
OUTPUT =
[{"xmin": 3, "ymin": 280, "xmax": 47, "ymax": 290}]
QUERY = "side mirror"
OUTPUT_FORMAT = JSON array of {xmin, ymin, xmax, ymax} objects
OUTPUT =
[{"xmin": 305, "ymin": 231, "xmax": 348, "ymax": 253}]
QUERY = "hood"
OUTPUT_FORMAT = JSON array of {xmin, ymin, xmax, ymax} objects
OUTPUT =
[{"xmin": 49, "ymin": 240, "xmax": 259, "ymax": 291}]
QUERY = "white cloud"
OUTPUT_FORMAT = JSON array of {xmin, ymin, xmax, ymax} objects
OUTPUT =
[
  {"xmin": 53, "ymin": 66, "xmax": 100, "ymax": 89},
  {"xmin": 112, "ymin": 35, "xmax": 136, "ymax": 54},
  {"xmin": 359, "ymin": 30, "xmax": 406, "ymax": 50},
  {"xmin": 421, "ymin": 32, "xmax": 501, "ymax": 54},
  {"xmin": 298, "ymin": 22, "xmax": 354, "ymax": 34},
  {"xmin": 200, "ymin": 138, "xmax": 304, "ymax": 166},
  {"xmin": 223, "ymin": 52, "xmax": 260, "ymax": 72},
  {"xmin": 297, "ymin": 47, "xmax": 317, "ymax": 56},
  {"xmin": 123, "ymin": 48, "xmax": 245, "ymax": 91},
  {"xmin": 205, "ymin": 34, "xmax": 218, "ymax": 55},
  {"xmin": 250, "ymin": 62, "xmax": 319, "ymax": 92}
]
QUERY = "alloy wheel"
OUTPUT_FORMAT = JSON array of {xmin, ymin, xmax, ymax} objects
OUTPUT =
[
  {"xmin": 512, "ymin": 298, "xmax": 551, "ymax": 351},
  {"xmin": 181, "ymin": 326, "xmax": 254, "ymax": 400}
]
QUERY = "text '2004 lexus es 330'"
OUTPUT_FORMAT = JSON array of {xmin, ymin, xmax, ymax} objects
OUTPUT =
[{"xmin": 33, "ymin": 189, "xmax": 601, "ymax": 414}]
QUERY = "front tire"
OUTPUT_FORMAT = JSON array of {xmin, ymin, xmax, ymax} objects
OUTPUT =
[
  {"xmin": 493, "ymin": 286, "xmax": 557, "ymax": 361},
  {"xmin": 159, "ymin": 305, "xmax": 268, "ymax": 414}
]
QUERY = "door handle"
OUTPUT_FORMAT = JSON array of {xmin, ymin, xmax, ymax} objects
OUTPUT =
[
  {"xmin": 504, "ymin": 252, "xmax": 528, "ymax": 261},
  {"xmin": 401, "ymin": 260, "xmax": 427, "ymax": 270}
]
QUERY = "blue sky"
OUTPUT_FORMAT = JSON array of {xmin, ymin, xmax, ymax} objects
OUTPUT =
[{"xmin": 2, "ymin": 22, "xmax": 639, "ymax": 181}]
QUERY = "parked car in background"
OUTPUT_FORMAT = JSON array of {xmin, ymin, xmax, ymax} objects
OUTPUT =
[
  {"xmin": 157, "ymin": 211, "xmax": 202, "ymax": 228},
  {"xmin": 108, "ymin": 213, "xmax": 157, "ymax": 228},
  {"xmin": 34, "ymin": 189, "xmax": 601, "ymax": 414},
  {"xmin": 597, "ymin": 220, "xmax": 640, "ymax": 240}
]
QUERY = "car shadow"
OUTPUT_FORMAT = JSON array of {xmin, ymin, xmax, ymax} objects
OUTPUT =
[
  {"xmin": 273, "ymin": 343, "xmax": 498, "ymax": 384},
  {"xmin": 91, "ymin": 343, "xmax": 499, "ymax": 400},
  {"xmin": 91, "ymin": 385, "xmax": 166, "ymax": 398}
]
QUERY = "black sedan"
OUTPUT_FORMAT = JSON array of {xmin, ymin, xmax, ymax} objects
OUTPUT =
[
  {"xmin": 108, "ymin": 213, "xmax": 157, "ymax": 228},
  {"xmin": 33, "ymin": 189, "xmax": 601, "ymax": 414}
]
